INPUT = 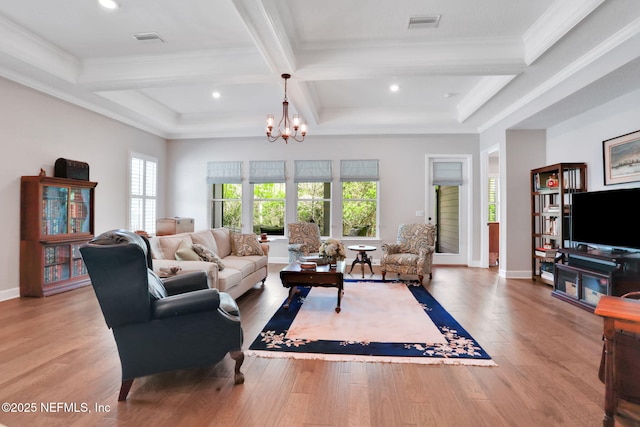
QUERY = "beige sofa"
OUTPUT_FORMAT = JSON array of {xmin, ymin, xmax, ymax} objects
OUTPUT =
[{"xmin": 147, "ymin": 228, "xmax": 269, "ymax": 300}]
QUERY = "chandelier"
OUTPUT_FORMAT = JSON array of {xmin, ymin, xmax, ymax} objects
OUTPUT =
[{"xmin": 266, "ymin": 73, "xmax": 307, "ymax": 143}]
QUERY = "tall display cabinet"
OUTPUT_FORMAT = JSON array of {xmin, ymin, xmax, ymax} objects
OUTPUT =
[
  {"xmin": 20, "ymin": 176, "xmax": 97, "ymax": 297},
  {"xmin": 530, "ymin": 163, "xmax": 587, "ymax": 285}
]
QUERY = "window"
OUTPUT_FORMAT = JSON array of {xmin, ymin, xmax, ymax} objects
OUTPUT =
[
  {"xmin": 295, "ymin": 160, "xmax": 332, "ymax": 236},
  {"xmin": 340, "ymin": 160, "xmax": 378, "ymax": 237},
  {"xmin": 207, "ymin": 161, "xmax": 242, "ymax": 232},
  {"xmin": 129, "ymin": 153, "xmax": 157, "ymax": 234},
  {"xmin": 250, "ymin": 161, "xmax": 286, "ymax": 235},
  {"xmin": 488, "ymin": 176, "xmax": 499, "ymax": 222},
  {"xmin": 211, "ymin": 184, "xmax": 242, "ymax": 231}
]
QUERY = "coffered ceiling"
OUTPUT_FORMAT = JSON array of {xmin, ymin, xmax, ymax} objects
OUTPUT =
[{"xmin": 1, "ymin": 0, "xmax": 639, "ymax": 139}]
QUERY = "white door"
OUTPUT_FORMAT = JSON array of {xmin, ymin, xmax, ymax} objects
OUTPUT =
[{"xmin": 426, "ymin": 155, "xmax": 471, "ymax": 265}]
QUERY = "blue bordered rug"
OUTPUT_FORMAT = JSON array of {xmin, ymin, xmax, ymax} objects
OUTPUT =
[{"xmin": 247, "ymin": 281, "xmax": 496, "ymax": 366}]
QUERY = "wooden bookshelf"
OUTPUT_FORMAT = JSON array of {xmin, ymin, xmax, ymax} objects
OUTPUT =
[{"xmin": 20, "ymin": 176, "xmax": 97, "ymax": 297}]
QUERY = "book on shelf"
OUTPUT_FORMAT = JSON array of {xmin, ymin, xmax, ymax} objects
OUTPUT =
[
  {"xmin": 540, "ymin": 270, "xmax": 554, "ymax": 281},
  {"xmin": 535, "ymin": 247, "xmax": 558, "ymax": 258}
]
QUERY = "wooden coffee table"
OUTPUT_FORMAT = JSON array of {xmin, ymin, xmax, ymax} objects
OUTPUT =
[{"xmin": 280, "ymin": 261, "xmax": 346, "ymax": 313}]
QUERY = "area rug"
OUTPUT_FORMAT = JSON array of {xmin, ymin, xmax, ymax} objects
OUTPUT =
[{"xmin": 247, "ymin": 281, "xmax": 496, "ymax": 366}]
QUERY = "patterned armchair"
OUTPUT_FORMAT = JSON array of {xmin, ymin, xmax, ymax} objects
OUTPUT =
[
  {"xmin": 381, "ymin": 223, "xmax": 436, "ymax": 282},
  {"xmin": 288, "ymin": 222, "xmax": 322, "ymax": 262}
]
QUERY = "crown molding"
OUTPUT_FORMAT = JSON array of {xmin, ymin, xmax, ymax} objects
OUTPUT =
[
  {"xmin": 480, "ymin": 16, "xmax": 640, "ymax": 133},
  {"xmin": 457, "ymin": 75, "xmax": 517, "ymax": 123},
  {"xmin": 0, "ymin": 14, "xmax": 79, "ymax": 83},
  {"xmin": 523, "ymin": 0, "xmax": 605, "ymax": 65}
]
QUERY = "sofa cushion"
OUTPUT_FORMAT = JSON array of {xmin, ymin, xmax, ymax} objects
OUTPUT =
[
  {"xmin": 231, "ymin": 233, "xmax": 265, "ymax": 256},
  {"xmin": 175, "ymin": 239, "xmax": 200, "ymax": 261},
  {"xmin": 155, "ymin": 235, "xmax": 193, "ymax": 260},
  {"xmin": 216, "ymin": 268, "xmax": 242, "ymax": 292},
  {"xmin": 212, "ymin": 228, "xmax": 232, "ymax": 258},
  {"xmin": 148, "ymin": 237, "xmax": 164, "ymax": 260},
  {"xmin": 190, "ymin": 230, "xmax": 219, "ymax": 255},
  {"xmin": 223, "ymin": 256, "xmax": 257, "ymax": 277},
  {"xmin": 192, "ymin": 244, "xmax": 225, "ymax": 271}
]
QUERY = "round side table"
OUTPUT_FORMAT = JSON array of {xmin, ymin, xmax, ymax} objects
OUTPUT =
[{"xmin": 347, "ymin": 245, "xmax": 376, "ymax": 278}]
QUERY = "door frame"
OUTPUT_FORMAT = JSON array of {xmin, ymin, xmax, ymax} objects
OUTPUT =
[{"xmin": 425, "ymin": 155, "xmax": 472, "ymax": 266}]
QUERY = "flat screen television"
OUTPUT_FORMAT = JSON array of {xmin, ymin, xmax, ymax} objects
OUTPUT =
[{"xmin": 571, "ymin": 187, "xmax": 640, "ymax": 251}]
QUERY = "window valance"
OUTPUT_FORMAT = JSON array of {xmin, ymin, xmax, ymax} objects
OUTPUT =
[
  {"xmin": 340, "ymin": 159, "xmax": 379, "ymax": 182},
  {"xmin": 206, "ymin": 161, "xmax": 242, "ymax": 184},
  {"xmin": 432, "ymin": 161, "xmax": 463, "ymax": 186},
  {"xmin": 249, "ymin": 160, "xmax": 286, "ymax": 183},
  {"xmin": 294, "ymin": 160, "xmax": 332, "ymax": 183}
]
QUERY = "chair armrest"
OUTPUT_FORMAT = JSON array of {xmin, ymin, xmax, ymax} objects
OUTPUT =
[
  {"xmin": 151, "ymin": 288, "xmax": 220, "ymax": 319},
  {"xmin": 381, "ymin": 243, "xmax": 403, "ymax": 254},
  {"xmin": 162, "ymin": 271, "xmax": 208, "ymax": 295},
  {"xmin": 418, "ymin": 245, "xmax": 436, "ymax": 256},
  {"xmin": 288, "ymin": 243, "xmax": 305, "ymax": 252},
  {"xmin": 260, "ymin": 242, "xmax": 270, "ymax": 256}
]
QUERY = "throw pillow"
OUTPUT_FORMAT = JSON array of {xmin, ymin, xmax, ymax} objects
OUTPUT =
[
  {"xmin": 191, "ymin": 243, "xmax": 225, "ymax": 271},
  {"xmin": 231, "ymin": 233, "xmax": 265, "ymax": 256},
  {"xmin": 175, "ymin": 239, "xmax": 201, "ymax": 261}
]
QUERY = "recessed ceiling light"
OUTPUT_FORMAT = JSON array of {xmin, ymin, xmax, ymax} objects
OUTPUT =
[
  {"xmin": 390, "ymin": 84, "xmax": 400, "ymax": 93},
  {"xmin": 212, "ymin": 91, "xmax": 221, "ymax": 99},
  {"xmin": 98, "ymin": 0, "xmax": 119, "ymax": 10},
  {"xmin": 444, "ymin": 92, "xmax": 458, "ymax": 99}
]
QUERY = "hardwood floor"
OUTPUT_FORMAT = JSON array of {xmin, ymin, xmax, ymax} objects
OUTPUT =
[{"xmin": 0, "ymin": 265, "xmax": 635, "ymax": 426}]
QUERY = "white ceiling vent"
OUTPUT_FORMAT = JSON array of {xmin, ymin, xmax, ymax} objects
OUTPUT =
[
  {"xmin": 131, "ymin": 32, "xmax": 165, "ymax": 42},
  {"xmin": 408, "ymin": 15, "xmax": 441, "ymax": 29}
]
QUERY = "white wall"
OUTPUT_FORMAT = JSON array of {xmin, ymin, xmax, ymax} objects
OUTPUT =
[
  {"xmin": 166, "ymin": 134, "xmax": 481, "ymax": 263},
  {"xmin": 503, "ymin": 130, "xmax": 546, "ymax": 277},
  {"xmin": 0, "ymin": 77, "xmax": 166, "ymax": 299},
  {"xmin": 547, "ymin": 87, "xmax": 640, "ymax": 192}
]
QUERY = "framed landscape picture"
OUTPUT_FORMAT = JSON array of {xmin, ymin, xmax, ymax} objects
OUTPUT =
[{"xmin": 603, "ymin": 130, "xmax": 640, "ymax": 185}]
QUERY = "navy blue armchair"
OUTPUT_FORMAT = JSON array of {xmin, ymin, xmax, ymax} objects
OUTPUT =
[{"xmin": 80, "ymin": 230, "xmax": 244, "ymax": 401}]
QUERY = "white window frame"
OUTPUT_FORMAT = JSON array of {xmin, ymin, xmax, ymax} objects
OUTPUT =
[
  {"xmin": 129, "ymin": 152, "xmax": 158, "ymax": 234},
  {"xmin": 210, "ymin": 183, "xmax": 243, "ymax": 232}
]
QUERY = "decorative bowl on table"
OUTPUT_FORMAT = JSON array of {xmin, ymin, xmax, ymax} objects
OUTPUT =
[{"xmin": 299, "ymin": 261, "xmax": 317, "ymax": 271}]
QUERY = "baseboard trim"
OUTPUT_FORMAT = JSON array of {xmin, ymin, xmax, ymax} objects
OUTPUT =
[{"xmin": 0, "ymin": 287, "xmax": 20, "ymax": 302}]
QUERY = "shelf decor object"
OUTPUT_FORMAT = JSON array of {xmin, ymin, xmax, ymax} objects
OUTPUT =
[
  {"xmin": 603, "ymin": 129, "xmax": 640, "ymax": 185},
  {"xmin": 20, "ymin": 175, "xmax": 97, "ymax": 297},
  {"xmin": 530, "ymin": 163, "xmax": 587, "ymax": 285}
]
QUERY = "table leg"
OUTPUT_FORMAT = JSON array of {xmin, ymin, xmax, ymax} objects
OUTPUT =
[
  {"xmin": 349, "ymin": 256, "xmax": 359, "ymax": 274},
  {"xmin": 336, "ymin": 282, "xmax": 343, "ymax": 313},
  {"xmin": 283, "ymin": 286, "xmax": 297, "ymax": 310},
  {"xmin": 602, "ymin": 320, "xmax": 615, "ymax": 427}
]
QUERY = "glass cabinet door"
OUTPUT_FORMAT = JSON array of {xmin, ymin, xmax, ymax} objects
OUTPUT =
[
  {"xmin": 42, "ymin": 186, "xmax": 68, "ymax": 236},
  {"xmin": 581, "ymin": 273, "xmax": 608, "ymax": 306},
  {"xmin": 71, "ymin": 243, "xmax": 87, "ymax": 277},
  {"xmin": 556, "ymin": 266, "xmax": 579, "ymax": 298},
  {"xmin": 69, "ymin": 187, "xmax": 91, "ymax": 233},
  {"xmin": 43, "ymin": 244, "xmax": 71, "ymax": 284}
]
